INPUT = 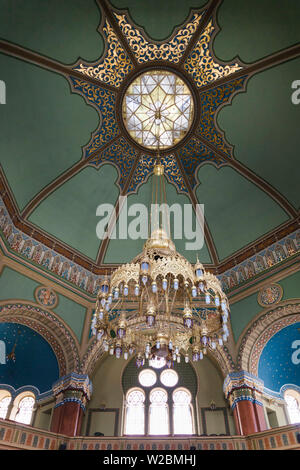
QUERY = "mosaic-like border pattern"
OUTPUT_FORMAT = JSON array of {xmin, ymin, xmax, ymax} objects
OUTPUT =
[
  {"xmin": 218, "ymin": 232, "xmax": 300, "ymax": 292},
  {"xmin": 0, "ymin": 198, "xmax": 299, "ymax": 296}
]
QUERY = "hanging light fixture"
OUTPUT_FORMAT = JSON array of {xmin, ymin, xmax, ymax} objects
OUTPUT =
[{"xmin": 91, "ymin": 141, "xmax": 231, "ymax": 368}]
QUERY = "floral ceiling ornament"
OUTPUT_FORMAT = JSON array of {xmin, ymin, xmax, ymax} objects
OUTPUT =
[
  {"xmin": 35, "ymin": 286, "xmax": 58, "ymax": 309},
  {"xmin": 70, "ymin": 4, "xmax": 246, "ymax": 197},
  {"xmin": 257, "ymin": 283, "xmax": 283, "ymax": 307}
]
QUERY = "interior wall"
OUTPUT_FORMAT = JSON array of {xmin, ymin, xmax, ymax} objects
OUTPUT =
[
  {"xmin": 34, "ymin": 401, "xmax": 54, "ymax": 431},
  {"xmin": 261, "ymin": 398, "xmax": 287, "ymax": 429},
  {"xmin": 82, "ymin": 354, "xmax": 125, "ymax": 437},
  {"xmin": 193, "ymin": 357, "xmax": 236, "ymax": 436},
  {"xmin": 82, "ymin": 353, "xmax": 236, "ymax": 437}
]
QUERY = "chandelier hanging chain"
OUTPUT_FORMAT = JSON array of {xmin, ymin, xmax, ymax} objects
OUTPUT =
[{"xmin": 91, "ymin": 142, "xmax": 231, "ymax": 367}]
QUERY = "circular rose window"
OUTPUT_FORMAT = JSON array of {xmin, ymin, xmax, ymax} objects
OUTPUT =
[
  {"xmin": 122, "ymin": 70, "xmax": 194, "ymax": 150},
  {"xmin": 138, "ymin": 369, "xmax": 157, "ymax": 387},
  {"xmin": 160, "ymin": 369, "xmax": 179, "ymax": 387}
]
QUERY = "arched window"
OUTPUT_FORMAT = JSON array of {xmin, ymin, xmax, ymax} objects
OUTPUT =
[
  {"xmin": 125, "ymin": 388, "xmax": 145, "ymax": 435},
  {"xmin": 15, "ymin": 396, "xmax": 35, "ymax": 425},
  {"xmin": 284, "ymin": 390, "xmax": 300, "ymax": 424},
  {"xmin": 0, "ymin": 393, "xmax": 11, "ymax": 420},
  {"xmin": 123, "ymin": 362, "xmax": 196, "ymax": 436},
  {"xmin": 173, "ymin": 388, "xmax": 193, "ymax": 435},
  {"xmin": 149, "ymin": 388, "xmax": 169, "ymax": 435}
]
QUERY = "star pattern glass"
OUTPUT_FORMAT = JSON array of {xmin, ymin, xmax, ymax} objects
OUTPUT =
[{"xmin": 123, "ymin": 71, "xmax": 194, "ymax": 149}]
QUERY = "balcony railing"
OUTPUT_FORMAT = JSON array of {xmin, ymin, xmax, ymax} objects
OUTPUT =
[{"xmin": 0, "ymin": 418, "xmax": 299, "ymax": 451}]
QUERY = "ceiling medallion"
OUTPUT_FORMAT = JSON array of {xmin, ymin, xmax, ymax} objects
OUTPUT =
[
  {"xmin": 122, "ymin": 70, "xmax": 194, "ymax": 150},
  {"xmin": 257, "ymin": 283, "xmax": 283, "ymax": 307}
]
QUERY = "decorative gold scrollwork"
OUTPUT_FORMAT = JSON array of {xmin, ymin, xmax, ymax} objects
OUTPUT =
[
  {"xmin": 74, "ymin": 20, "xmax": 134, "ymax": 88},
  {"xmin": 184, "ymin": 20, "xmax": 243, "ymax": 88},
  {"xmin": 115, "ymin": 12, "xmax": 203, "ymax": 64}
]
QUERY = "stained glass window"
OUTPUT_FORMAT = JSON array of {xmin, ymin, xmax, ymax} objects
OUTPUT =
[
  {"xmin": 123, "ymin": 71, "xmax": 194, "ymax": 149},
  {"xmin": 125, "ymin": 389, "xmax": 145, "ymax": 435},
  {"xmin": 173, "ymin": 388, "xmax": 193, "ymax": 435},
  {"xmin": 0, "ymin": 396, "xmax": 11, "ymax": 419},
  {"xmin": 149, "ymin": 388, "xmax": 169, "ymax": 435},
  {"xmin": 15, "ymin": 396, "xmax": 35, "ymax": 425},
  {"xmin": 285, "ymin": 393, "xmax": 300, "ymax": 424}
]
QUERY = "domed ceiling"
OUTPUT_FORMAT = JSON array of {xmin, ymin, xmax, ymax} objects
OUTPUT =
[{"xmin": 0, "ymin": 0, "xmax": 299, "ymax": 296}]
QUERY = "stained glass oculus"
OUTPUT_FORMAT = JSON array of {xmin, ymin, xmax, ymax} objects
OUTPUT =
[{"xmin": 122, "ymin": 71, "xmax": 194, "ymax": 149}]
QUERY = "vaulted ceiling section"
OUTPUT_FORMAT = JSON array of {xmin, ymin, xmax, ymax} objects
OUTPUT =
[{"xmin": 0, "ymin": 0, "xmax": 299, "ymax": 297}]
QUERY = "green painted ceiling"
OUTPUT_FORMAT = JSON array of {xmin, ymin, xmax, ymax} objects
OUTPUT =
[
  {"xmin": 214, "ymin": 0, "xmax": 300, "ymax": 63},
  {"xmin": 218, "ymin": 58, "xmax": 300, "ymax": 210},
  {"xmin": 196, "ymin": 165, "xmax": 289, "ymax": 261},
  {"xmin": 104, "ymin": 175, "xmax": 212, "ymax": 264},
  {"xmin": 0, "ymin": 0, "xmax": 299, "ymax": 268},
  {"xmin": 230, "ymin": 270, "xmax": 300, "ymax": 342},
  {"xmin": 0, "ymin": 266, "xmax": 86, "ymax": 342},
  {"xmin": 0, "ymin": 0, "xmax": 103, "ymax": 63},
  {"xmin": 29, "ymin": 165, "xmax": 120, "ymax": 261},
  {"xmin": 111, "ymin": 0, "xmax": 209, "ymax": 40},
  {"xmin": 0, "ymin": 53, "xmax": 99, "ymax": 210}
]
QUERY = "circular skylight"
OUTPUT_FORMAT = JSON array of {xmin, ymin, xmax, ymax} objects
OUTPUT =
[
  {"xmin": 122, "ymin": 70, "xmax": 194, "ymax": 150},
  {"xmin": 138, "ymin": 369, "xmax": 157, "ymax": 387},
  {"xmin": 160, "ymin": 369, "xmax": 179, "ymax": 387}
]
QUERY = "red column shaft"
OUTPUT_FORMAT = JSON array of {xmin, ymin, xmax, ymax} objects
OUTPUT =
[
  {"xmin": 50, "ymin": 402, "xmax": 83, "ymax": 437},
  {"xmin": 253, "ymin": 402, "xmax": 267, "ymax": 432},
  {"xmin": 234, "ymin": 400, "xmax": 258, "ymax": 435}
]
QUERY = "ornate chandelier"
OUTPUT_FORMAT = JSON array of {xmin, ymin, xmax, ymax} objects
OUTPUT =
[{"xmin": 91, "ymin": 160, "xmax": 230, "ymax": 368}]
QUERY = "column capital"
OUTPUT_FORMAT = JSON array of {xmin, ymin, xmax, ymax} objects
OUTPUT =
[
  {"xmin": 223, "ymin": 370, "xmax": 264, "ymax": 408},
  {"xmin": 52, "ymin": 373, "xmax": 92, "ymax": 411}
]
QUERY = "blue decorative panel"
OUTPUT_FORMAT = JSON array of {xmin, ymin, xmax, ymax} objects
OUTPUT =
[
  {"xmin": 0, "ymin": 323, "xmax": 59, "ymax": 393},
  {"xmin": 197, "ymin": 76, "xmax": 248, "ymax": 156},
  {"xmin": 258, "ymin": 322, "xmax": 300, "ymax": 392},
  {"xmin": 69, "ymin": 77, "xmax": 119, "ymax": 156},
  {"xmin": 89, "ymin": 137, "xmax": 138, "ymax": 191},
  {"xmin": 179, "ymin": 137, "xmax": 225, "ymax": 190}
]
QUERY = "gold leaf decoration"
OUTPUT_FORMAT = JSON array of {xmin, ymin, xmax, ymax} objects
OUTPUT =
[
  {"xmin": 74, "ymin": 20, "xmax": 134, "ymax": 88},
  {"xmin": 184, "ymin": 20, "xmax": 243, "ymax": 88},
  {"xmin": 115, "ymin": 12, "xmax": 203, "ymax": 63}
]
